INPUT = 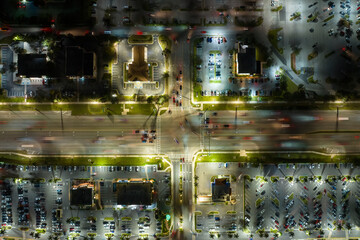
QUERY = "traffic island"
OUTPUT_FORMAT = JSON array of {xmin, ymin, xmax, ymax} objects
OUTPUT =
[
  {"xmin": 128, "ymin": 35, "xmax": 153, "ymax": 44},
  {"xmin": 291, "ymin": 52, "xmax": 301, "ymax": 75},
  {"xmin": 308, "ymin": 51, "xmax": 318, "ymax": 61}
]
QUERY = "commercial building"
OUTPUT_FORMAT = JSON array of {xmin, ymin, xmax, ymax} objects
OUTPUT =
[
  {"xmin": 212, "ymin": 177, "xmax": 231, "ymax": 202},
  {"xmin": 236, "ymin": 43, "xmax": 262, "ymax": 75},
  {"xmin": 115, "ymin": 180, "xmax": 154, "ymax": 205},
  {"xmin": 65, "ymin": 46, "xmax": 96, "ymax": 78},
  {"xmin": 70, "ymin": 181, "xmax": 94, "ymax": 206},
  {"xmin": 17, "ymin": 54, "xmax": 47, "ymax": 77},
  {"xmin": 127, "ymin": 45, "xmax": 150, "ymax": 82}
]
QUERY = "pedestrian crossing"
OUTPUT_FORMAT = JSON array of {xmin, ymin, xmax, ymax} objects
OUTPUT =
[
  {"xmin": 7, "ymin": 89, "xmax": 24, "ymax": 97},
  {"xmin": 156, "ymin": 115, "xmax": 161, "ymax": 154}
]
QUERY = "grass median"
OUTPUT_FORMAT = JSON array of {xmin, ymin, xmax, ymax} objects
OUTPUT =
[
  {"xmin": 0, "ymin": 103, "xmax": 123, "ymax": 116},
  {"xmin": 0, "ymin": 153, "xmax": 170, "ymax": 170},
  {"xmin": 195, "ymin": 152, "xmax": 360, "ymax": 165},
  {"xmin": 200, "ymin": 102, "xmax": 360, "ymax": 111}
]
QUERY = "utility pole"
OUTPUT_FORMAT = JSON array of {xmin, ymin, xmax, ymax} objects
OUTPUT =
[
  {"xmin": 60, "ymin": 108, "xmax": 64, "ymax": 131},
  {"xmin": 235, "ymin": 107, "xmax": 238, "ymax": 133},
  {"xmin": 336, "ymin": 107, "xmax": 339, "ymax": 132}
]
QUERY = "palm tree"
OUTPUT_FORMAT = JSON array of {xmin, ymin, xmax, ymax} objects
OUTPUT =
[
  {"xmin": 297, "ymin": 84, "xmax": 305, "ymax": 92},
  {"xmin": 346, "ymin": 223, "xmax": 352, "ymax": 230},
  {"xmin": 9, "ymin": 62, "xmax": 16, "ymax": 72},
  {"xmin": 162, "ymin": 48, "xmax": 171, "ymax": 57},
  {"xmin": 162, "ymin": 72, "xmax": 169, "ymax": 79}
]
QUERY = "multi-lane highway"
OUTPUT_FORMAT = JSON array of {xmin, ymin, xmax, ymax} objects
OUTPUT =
[
  {"xmin": 2, "ymin": 109, "xmax": 360, "ymax": 156},
  {"xmin": 1, "ymin": 107, "xmax": 360, "ymax": 240}
]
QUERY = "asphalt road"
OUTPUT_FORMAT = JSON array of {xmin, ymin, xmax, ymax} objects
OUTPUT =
[{"xmin": 2, "ymin": 108, "xmax": 360, "ymax": 239}]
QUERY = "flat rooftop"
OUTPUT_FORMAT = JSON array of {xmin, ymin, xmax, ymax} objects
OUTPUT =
[
  {"xmin": 212, "ymin": 178, "xmax": 231, "ymax": 202},
  {"xmin": 65, "ymin": 46, "xmax": 95, "ymax": 77},
  {"xmin": 115, "ymin": 182, "xmax": 153, "ymax": 205},
  {"xmin": 70, "ymin": 182, "xmax": 94, "ymax": 206},
  {"xmin": 18, "ymin": 54, "xmax": 47, "ymax": 77},
  {"xmin": 237, "ymin": 46, "xmax": 257, "ymax": 75}
]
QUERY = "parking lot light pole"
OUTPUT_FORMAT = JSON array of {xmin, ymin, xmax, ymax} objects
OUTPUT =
[
  {"xmin": 208, "ymin": 131, "xmax": 211, "ymax": 156},
  {"xmin": 60, "ymin": 108, "xmax": 64, "ymax": 131}
]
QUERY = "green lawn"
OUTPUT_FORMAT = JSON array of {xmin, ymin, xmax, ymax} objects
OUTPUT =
[
  {"xmin": 125, "ymin": 104, "xmax": 156, "ymax": 115},
  {"xmin": 128, "ymin": 35, "xmax": 153, "ymax": 44},
  {"xmin": 158, "ymin": 35, "xmax": 172, "ymax": 51},
  {"xmin": 194, "ymin": 94, "xmax": 249, "ymax": 102},
  {"xmin": 267, "ymin": 28, "xmax": 283, "ymax": 54},
  {"xmin": 281, "ymin": 73, "xmax": 298, "ymax": 93}
]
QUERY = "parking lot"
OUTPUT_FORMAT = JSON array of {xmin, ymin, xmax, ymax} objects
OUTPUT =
[
  {"xmin": 194, "ymin": 35, "xmax": 275, "ymax": 100},
  {"xmin": 196, "ymin": 35, "xmax": 234, "ymax": 95},
  {"xmin": 0, "ymin": 163, "xmax": 171, "ymax": 240},
  {"xmin": 195, "ymin": 161, "xmax": 360, "ymax": 239}
]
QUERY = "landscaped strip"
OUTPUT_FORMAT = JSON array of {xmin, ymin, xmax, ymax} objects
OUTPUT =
[
  {"xmin": 271, "ymin": 5, "xmax": 283, "ymax": 12},
  {"xmin": 267, "ymin": 28, "xmax": 283, "ymax": 54},
  {"xmin": 195, "ymin": 151, "xmax": 360, "ymax": 165},
  {"xmin": 200, "ymin": 102, "xmax": 360, "ymax": 111},
  {"xmin": 0, "ymin": 103, "xmax": 123, "ymax": 116},
  {"xmin": 0, "ymin": 153, "xmax": 171, "ymax": 170}
]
